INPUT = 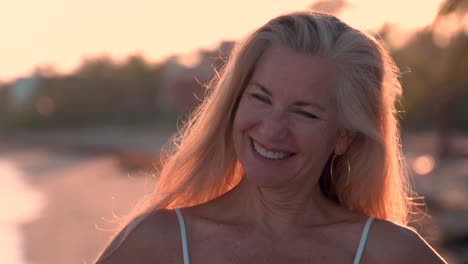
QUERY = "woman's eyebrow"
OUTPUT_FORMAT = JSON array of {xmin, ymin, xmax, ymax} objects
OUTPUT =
[
  {"xmin": 250, "ymin": 81, "xmax": 271, "ymax": 96},
  {"xmin": 249, "ymin": 81, "xmax": 327, "ymax": 112},
  {"xmin": 293, "ymin": 100, "xmax": 327, "ymax": 112}
]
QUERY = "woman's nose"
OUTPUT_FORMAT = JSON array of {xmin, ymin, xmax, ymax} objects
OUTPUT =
[{"xmin": 258, "ymin": 111, "xmax": 289, "ymax": 140}]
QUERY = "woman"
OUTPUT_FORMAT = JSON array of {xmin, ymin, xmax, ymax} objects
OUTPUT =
[{"xmin": 96, "ymin": 11, "xmax": 446, "ymax": 263}]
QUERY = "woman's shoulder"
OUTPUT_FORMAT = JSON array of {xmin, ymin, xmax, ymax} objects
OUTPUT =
[
  {"xmin": 95, "ymin": 209, "xmax": 183, "ymax": 264},
  {"xmin": 364, "ymin": 218, "xmax": 446, "ymax": 264}
]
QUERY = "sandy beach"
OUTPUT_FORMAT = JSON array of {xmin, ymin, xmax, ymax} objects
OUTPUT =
[
  {"xmin": 0, "ymin": 129, "xmax": 166, "ymax": 264},
  {"xmin": 0, "ymin": 159, "xmax": 44, "ymax": 264}
]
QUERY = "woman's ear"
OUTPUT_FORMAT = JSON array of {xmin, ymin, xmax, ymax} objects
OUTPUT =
[{"xmin": 334, "ymin": 130, "xmax": 355, "ymax": 155}]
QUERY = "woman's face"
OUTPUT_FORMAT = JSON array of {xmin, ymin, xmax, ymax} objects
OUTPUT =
[{"xmin": 232, "ymin": 44, "xmax": 350, "ymax": 188}]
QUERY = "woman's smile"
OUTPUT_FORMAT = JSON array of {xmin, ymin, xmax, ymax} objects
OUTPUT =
[{"xmin": 251, "ymin": 138, "xmax": 296, "ymax": 160}]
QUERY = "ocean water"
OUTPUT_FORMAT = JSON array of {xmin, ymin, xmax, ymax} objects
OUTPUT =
[{"xmin": 0, "ymin": 160, "xmax": 44, "ymax": 264}]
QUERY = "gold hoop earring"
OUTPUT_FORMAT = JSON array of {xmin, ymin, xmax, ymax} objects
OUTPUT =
[
  {"xmin": 330, "ymin": 154, "xmax": 351, "ymax": 185},
  {"xmin": 346, "ymin": 160, "xmax": 351, "ymax": 185},
  {"xmin": 330, "ymin": 154, "xmax": 337, "ymax": 184}
]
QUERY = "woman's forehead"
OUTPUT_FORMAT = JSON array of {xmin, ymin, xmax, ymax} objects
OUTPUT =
[{"xmin": 249, "ymin": 45, "xmax": 339, "ymax": 102}]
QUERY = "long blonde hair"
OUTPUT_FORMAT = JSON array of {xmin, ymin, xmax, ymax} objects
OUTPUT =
[{"xmin": 147, "ymin": 11, "xmax": 409, "ymax": 223}]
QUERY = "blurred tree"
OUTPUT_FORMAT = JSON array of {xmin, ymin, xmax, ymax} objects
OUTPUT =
[
  {"xmin": 0, "ymin": 83, "xmax": 10, "ymax": 121},
  {"xmin": 160, "ymin": 41, "xmax": 235, "ymax": 115},
  {"xmin": 434, "ymin": 0, "xmax": 468, "ymax": 22},
  {"xmin": 432, "ymin": 0, "xmax": 468, "ymax": 157},
  {"xmin": 114, "ymin": 54, "xmax": 162, "ymax": 123},
  {"xmin": 393, "ymin": 30, "xmax": 447, "ymax": 129},
  {"xmin": 17, "ymin": 54, "xmax": 165, "ymax": 128}
]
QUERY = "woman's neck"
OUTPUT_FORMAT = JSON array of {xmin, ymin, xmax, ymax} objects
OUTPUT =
[{"xmin": 228, "ymin": 178, "xmax": 343, "ymax": 237}]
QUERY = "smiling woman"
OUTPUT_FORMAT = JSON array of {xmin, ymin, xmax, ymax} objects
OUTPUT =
[{"xmin": 95, "ymin": 11, "xmax": 446, "ymax": 264}]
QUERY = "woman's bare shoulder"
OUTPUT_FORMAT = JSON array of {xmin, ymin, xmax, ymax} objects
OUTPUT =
[
  {"xmin": 95, "ymin": 209, "xmax": 183, "ymax": 264},
  {"xmin": 363, "ymin": 219, "xmax": 447, "ymax": 264}
]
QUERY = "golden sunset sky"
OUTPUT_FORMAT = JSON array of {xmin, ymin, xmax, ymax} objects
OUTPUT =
[{"xmin": 0, "ymin": 0, "xmax": 445, "ymax": 81}]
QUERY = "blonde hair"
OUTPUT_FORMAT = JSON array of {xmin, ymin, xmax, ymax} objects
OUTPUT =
[
  {"xmin": 150, "ymin": 11, "xmax": 410, "ymax": 225},
  {"xmin": 154, "ymin": 10, "xmax": 410, "ymax": 223}
]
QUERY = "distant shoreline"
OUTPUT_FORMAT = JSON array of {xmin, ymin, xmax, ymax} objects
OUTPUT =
[{"xmin": 0, "ymin": 159, "xmax": 44, "ymax": 264}]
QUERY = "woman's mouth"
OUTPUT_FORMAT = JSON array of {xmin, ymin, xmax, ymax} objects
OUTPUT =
[{"xmin": 251, "ymin": 139, "xmax": 295, "ymax": 160}]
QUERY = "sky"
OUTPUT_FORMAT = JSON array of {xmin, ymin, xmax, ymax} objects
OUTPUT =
[{"xmin": 0, "ymin": 0, "xmax": 445, "ymax": 82}]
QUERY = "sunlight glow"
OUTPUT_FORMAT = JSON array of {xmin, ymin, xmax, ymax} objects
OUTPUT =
[
  {"xmin": 35, "ymin": 96, "xmax": 55, "ymax": 117},
  {"xmin": 0, "ymin": 0, "xmax": 445, "ymax": 81},
  {"xmin": 0, "ymin": 160, "xmax": 44, "ymax": 264},
  {"xmin": 412, "ymin": 155, "xmax": 436, "ymax": 176}
]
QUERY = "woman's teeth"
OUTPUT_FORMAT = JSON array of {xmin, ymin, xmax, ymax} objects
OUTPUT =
[{"xmin": 253, "ymin": 140, "xmax": 294, "ymax": 160}]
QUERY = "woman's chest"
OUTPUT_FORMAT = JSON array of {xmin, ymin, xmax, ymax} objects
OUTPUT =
[{"xmin": 185, "ymin": 224, "xmax": 359, "ymax": 264}]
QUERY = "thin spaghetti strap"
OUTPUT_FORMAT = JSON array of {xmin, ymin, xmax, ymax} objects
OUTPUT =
[
  {"xmin": 353, "ymin": 216, "xmax": 374, "ymax": 264},
  {"xmin": 174, "ymin": 208, "xmax": 190, "ymax": 264}
]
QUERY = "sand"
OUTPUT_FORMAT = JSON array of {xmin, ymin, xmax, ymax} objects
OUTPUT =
[{"xmin": 0, "ymin": 144, "xmax": 156, "ymax": 264}]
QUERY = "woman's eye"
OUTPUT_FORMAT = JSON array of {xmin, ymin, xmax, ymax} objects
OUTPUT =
[
  {"xmin": 251, "ymin": 93, "xmax": 270, "ymax": 104},
  {"xmin": 296, "ymin": 111, "xmax": 317, "ymax": 119}
]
